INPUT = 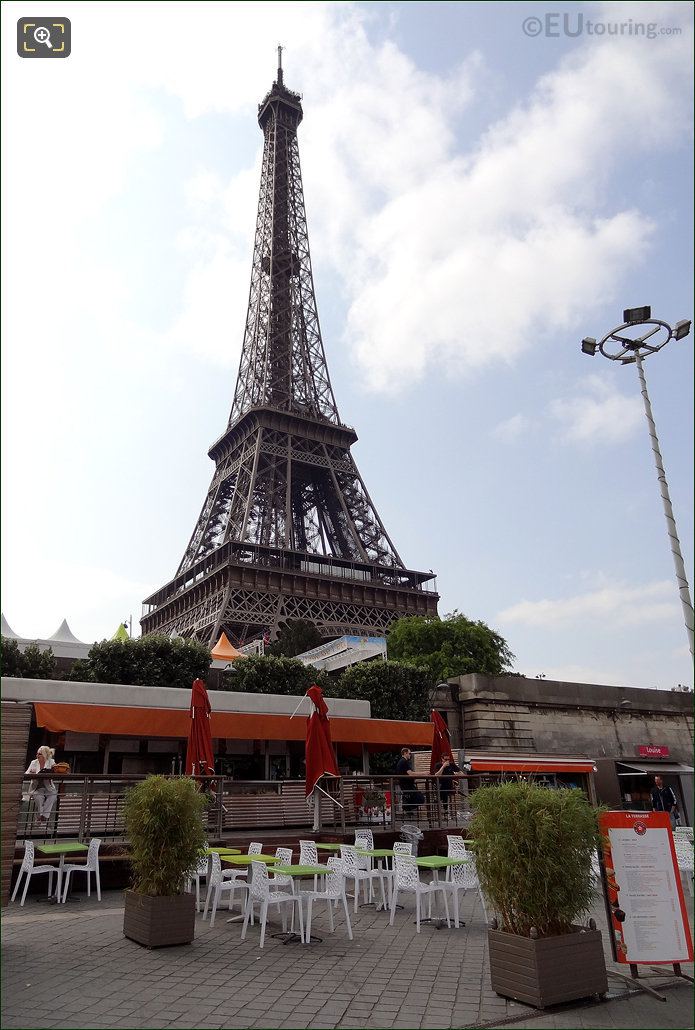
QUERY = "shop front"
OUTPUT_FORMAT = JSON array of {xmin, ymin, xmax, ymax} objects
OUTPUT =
[{"xmin": 595, "ymin": 751, "xmax": 694, "ymax": 827}]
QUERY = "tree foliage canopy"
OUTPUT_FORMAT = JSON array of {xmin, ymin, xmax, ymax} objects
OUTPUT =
[
  {"xmin": 327, "ymin": 660, "xmax": 432, "ymax": 722},
  {"xmin": 221, "ymin": 654, "xmax": 330, "ymax": 695},
  {"xmin": 0, "ymin": 637, "xmax": 55, "ymax": 679},
  {"xmin": 387, "ymin": 611, "xmax": 514, "ymax": 681},
  {"xmin": 70, "ymin": 635, "xmax": 211, "ymax": 689},
  {"xmin": 266, "ymin": 619, "xmax": 324, "ymax": 658}
]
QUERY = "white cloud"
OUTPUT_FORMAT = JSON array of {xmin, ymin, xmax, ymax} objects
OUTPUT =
[
  {"xmin": 548, "ymin": 374, "xmax": 643, "ymax": 444},
  {"xmin": 497, "ymin": 579, "xmax": 678, "ymax": 628},
  {"xmin": 492, "ymin": 413, "xmax": 531, "ymax": 441},
  {"xmin": 3, "ymin": 1, "xmax": 691, "ymax": 390}
]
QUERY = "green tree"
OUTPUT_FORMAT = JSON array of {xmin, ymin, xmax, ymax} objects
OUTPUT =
[
  {"xmin": 266, "ymin": 619, "xmax": 324, "ymax": 658},
  {"xmin": 74, "ymin": 635, "xmax": 211, "ymax": 689},
  {"xmin": 0, "ymin": 637, "xmax": 55, "ymax": 678},
  {"xmin": 387, "ymin": 611, "xmax": 514, "ymax": 681},
  {"xmin": 220, "ymin": 655, "xmax": 330, "ymax": 695}
]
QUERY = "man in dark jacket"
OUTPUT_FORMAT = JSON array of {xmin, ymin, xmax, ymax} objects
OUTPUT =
[
  {"xmin": 395, "ymin": 747, "xmax": 425, "ymax": 817},
  {"xmin": 651, "ymin": 776, "xmax": 679, "ymax": 830}
]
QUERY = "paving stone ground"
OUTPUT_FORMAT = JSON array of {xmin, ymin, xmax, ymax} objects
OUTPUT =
[{"xmin": 2, "ymin": 887, "xmax": 693, "ymax": 1030}]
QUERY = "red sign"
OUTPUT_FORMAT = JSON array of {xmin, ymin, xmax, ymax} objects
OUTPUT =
[
  {"xmin": 599, "ymin": 811, "xmax": 693, "ymax": 965},
  {"xmin": 637, "ymin": 745, "xmax": 670, "ymax": 758}
]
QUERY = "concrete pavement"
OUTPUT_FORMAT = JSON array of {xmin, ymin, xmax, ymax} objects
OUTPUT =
[{"xmin": 2, "ymin": 890, "xmax": 692, "ymax": 1029}]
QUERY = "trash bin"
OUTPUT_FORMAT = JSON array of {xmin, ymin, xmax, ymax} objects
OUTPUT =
[{"xmin": 400, "ymin": 823, "xmax": 424, "ymax": 856}]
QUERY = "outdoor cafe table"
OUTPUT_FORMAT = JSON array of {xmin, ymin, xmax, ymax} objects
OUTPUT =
[
  {"xmin": 35, "ymin": 842, "xmax": 88, "ymax": 902},
  {"xmin": 415, "ymin": 855, "xmax": 469, "ymax": 927},
  {"xmin": 221, "ymin": 853, "xmax": 281, "ymax": 866},
  {"xmin": 268, "ymin": 865, "xmax": 330, "ymax": 944},
  {"xmin": 314, "ymin": 842, "xmax": 342, "ymax": 852}
]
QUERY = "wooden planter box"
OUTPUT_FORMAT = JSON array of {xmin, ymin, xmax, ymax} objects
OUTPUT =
[
  {"xmin": 123, "ymin": 890, "xmax": 196, "ymax": 948},
  {"xmin": 488, "ymin": 925, "xmax": 608, "ymax": 1008}
]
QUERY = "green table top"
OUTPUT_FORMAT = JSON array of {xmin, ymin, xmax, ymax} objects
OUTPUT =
[
  {"xmin": 205, "ymin": 846, "xmax": 241, "ymax": 855},
  {"xmin": 222, "ymin": 853, "xmax": 280, "ymax": 865},
  {"xmin": 36, "ymin": 842, "xmax": 88, "ymax": 856},
  {"xmin": 272, "ymin": 864, "xmax": 329, "ymax": 876},
  {"xmin": 415, "ymin": 855, "xmax": 469, "ymax": 869},
  {"xmin": 315, "ymin": 842, "xmax": 342, "ymax": 851},
  {"xmin": 355, "ymin": 848, "xmax": 396, "ymax": 858}
]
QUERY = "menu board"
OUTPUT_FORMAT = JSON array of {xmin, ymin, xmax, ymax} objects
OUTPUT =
[{"xmin": 599, "ymin": 811, "xmax": 693, "ymax": 965}]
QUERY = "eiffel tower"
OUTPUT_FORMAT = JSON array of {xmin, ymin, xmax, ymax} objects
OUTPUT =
[{"xmin": 141, "ymin": 53, "xmax": 438, "ymax": 645}]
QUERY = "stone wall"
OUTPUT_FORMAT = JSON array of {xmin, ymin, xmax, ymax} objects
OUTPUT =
[{"xmin": 433, "ymin": 674, "xmax": 694, "ymax": 763}]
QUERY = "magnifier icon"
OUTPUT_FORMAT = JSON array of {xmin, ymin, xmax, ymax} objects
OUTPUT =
[{"xmin": 34, "ymin": 26, "xmax": 53, "ymax": 48}]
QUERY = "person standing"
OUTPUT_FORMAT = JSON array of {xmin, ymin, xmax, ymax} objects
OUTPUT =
[
  {"xmin": 434, "ymin": 754, "xmax": 466, "ymax": 818},
  {"xmin": 651, "ymin": 776, "xmax": 679, "ymax": 830},
  {"xmin": 25, "ymin": 746, "xmax": 58, "ymax": 824},
  {"xmin": 395, "ymin": 747, "xmax": 425, "ymax": 818}
]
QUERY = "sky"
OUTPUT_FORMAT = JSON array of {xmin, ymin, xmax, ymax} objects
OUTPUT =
[{"xmin": 2, "ymin": 1, "xmax": 693, "ymax": 689}]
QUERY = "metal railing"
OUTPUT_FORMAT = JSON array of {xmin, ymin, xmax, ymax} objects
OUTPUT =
[{"xmin": 17, "ymin": 773, "xmax": 473, "ymax": 843}]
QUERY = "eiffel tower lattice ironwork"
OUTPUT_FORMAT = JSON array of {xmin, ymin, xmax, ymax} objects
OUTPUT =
[{"xmin": 141, "ymin": 54, "xmax": 438, "ymax": 645}]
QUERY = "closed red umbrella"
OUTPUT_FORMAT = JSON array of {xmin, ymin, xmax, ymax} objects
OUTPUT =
[
  {"xmin": 185, "ymin": 678, "xmax": 215, "ymax": 777},
  {"xmin": 429, "ymin": 709, "xmax": 454, "ymax": 774},
  {"xmin": 305, "ymin": 684, "xmax": 339, "ymax": 797}
]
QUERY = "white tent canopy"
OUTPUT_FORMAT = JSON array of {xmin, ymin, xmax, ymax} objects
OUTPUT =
[
  {"xmin": 47, "ymin": 619, "xmax": 85, "ymax": 645},
  {"xmin": 1, "ymin": 613, "xmax": 23, "ymax": 640}
]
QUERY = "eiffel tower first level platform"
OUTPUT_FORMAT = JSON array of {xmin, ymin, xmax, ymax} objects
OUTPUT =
[{"xmin": 141, "ymin": 53, "xmax": 438, "ymax": 646}]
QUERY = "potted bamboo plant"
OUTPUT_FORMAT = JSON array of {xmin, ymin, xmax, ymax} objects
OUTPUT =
[
  {"xmin": 123, "ymin": 775, "xmax": 207, "ymax": 948},
  {"xmin": 470, "ymin": 781, "xmax": 608, "ymax": 1009}
]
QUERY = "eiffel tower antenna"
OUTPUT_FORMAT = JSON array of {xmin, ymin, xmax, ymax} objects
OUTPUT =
[{"xmin": 141, "ymin": 64, "xmax": 438, "ymax": 645}]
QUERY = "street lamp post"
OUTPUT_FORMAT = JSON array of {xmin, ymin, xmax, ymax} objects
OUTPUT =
[{"xmin": 581, "ymin": 306, "xmax": 694, "ymax": 662}]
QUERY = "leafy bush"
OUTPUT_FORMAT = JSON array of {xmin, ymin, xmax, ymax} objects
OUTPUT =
[
  {"xmin": 123, "ymin": 776, "xmax": 207, "ymax": 896},
  {"xmin": 330, "ymin": 660, "xmax": 432, "ymax": 721},
  {"xmin": 469, "ymin": 781, "xmax": 600, "ymax": 938},
  {"xmin": 220, "ymin": 654, "xmax": 330, "ymax": 695},
  {"xmin": 0, "ymin": 637, "xmax": 55, "ymax": 679},
  {"xmin": 75, "ymin": 635, "xmax": 211, "ymax": 688},
  {"xmin": 387, "ymin": 611, "xmax": 515, "ymax": 681}
]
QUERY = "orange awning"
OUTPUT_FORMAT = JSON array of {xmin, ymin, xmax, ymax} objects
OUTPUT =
[
  {"xmin": 470, "ymin": 758, "xmax": 596, "ymax": 774},
  {"xmin": 33, "ymin": 702, "xmax": 432, "ymax": 747}
]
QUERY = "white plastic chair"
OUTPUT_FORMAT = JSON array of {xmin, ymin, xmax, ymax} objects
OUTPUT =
[
  {"xmin": 248, "ymin": 841, "xmax": 263, "ymax": 854},
  {"xmin": 61, "ymin": 838, "xmax": 101, "ymax": 903},
  {"xmin": 674, "ymin": 838, "xmax": 694, "ymax": 896},
  {"xmin": 202, "ymin": 853, "xmax": 247, "ymax": 918},
  {"xmin": 431, "ymin": 857, "xmax": 487, "ymax": 927},
  {"xmin": 446, "ymin": 836, "xmax": 468, "ymax": 880},
  {"xmin": 389, "ymin": 854, "xmax": 450, "ymax": 933},
  {"xmin": 674, "ymin": 826, "xmax": 694, "ymax": 841},
  {"xmin": 299, "ymin": 840, "xmax": 320, "ymax": 892},
  {"xmin": 392, "ymin": 841, "xmax": 413, "ymax": 855},
  {"xmin": 447, "ymin": 835, "xmax": 468, "ymax": 857},
  {"xmin": 271, "ymin": 847, "xmax": 294, "ymax": 892},
  {"xmin": 207, "ymin": 852, "xmax": 250, "ymax": 926},
  {"xmin": 10, "ymin": 841, "xmax": 59, "ymax": 906},
  {"xmin": 355, "ymin": 829, "xmax": 374, "ymax": 849},
  {"xmin": 340, "ymin": 844, "xmax": 387, "ymax": 912},
  {"xmin": 186, "ymin": 855, "xmax": 209, "ymax": 912},
  {"xmin": 241, "ymin": 859, "xmax": 304, "ymax": 949},
  {"xmin": 303, "ymin": 857, "xmax": 353, "ymax": 944}
]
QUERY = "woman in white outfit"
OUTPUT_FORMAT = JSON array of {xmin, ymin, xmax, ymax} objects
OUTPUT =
[{"xmin": 25, "ymin": 746, "xmax": 58, "ymax": 823}]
